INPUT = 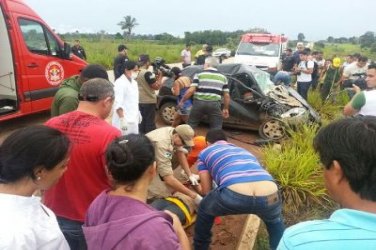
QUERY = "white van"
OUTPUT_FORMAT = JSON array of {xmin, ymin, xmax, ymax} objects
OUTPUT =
[{"xmin": 234, "ymin": 33, "xmax": 287, "ymax": 75}]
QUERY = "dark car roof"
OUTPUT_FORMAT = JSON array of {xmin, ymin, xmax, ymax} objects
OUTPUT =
[
  {"xmin": 181, "ymin": 63, "xmax": 266, "ymax": 78},
  {"xmin": 181, "ymin": 63, "xmax": 271, "ymax": 97}
]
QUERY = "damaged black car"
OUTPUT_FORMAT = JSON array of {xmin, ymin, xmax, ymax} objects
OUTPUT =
[{"xmin": 157, "ymin": 63, "xmax": 320, "ymax": 140}]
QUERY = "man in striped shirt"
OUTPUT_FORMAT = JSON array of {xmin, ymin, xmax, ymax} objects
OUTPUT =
[
  {"xmin": 193, "ymin": 129, "xmax": 285, "ymax": 250},
  {"xmin": 179, "ymin": 57, "xmax": 230, "ymax": 129}
]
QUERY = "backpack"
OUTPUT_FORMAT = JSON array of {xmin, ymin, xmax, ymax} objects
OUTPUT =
[{"xmin": 305, "ymin": 61, "xmax": 319, "ymax": 79}]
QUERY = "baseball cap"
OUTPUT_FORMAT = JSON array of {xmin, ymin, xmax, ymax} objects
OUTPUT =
[
  {"xmin": 332, "ymin": 57, "xmax": 341, "ymax": 68},
  {"xmin": 175, "ymin": 124, "xmax": 195, "ymax": 147}
]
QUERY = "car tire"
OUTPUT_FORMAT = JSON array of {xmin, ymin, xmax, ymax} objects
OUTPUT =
[
  {"xmin": 159, "ymin": 102, "xmax": 177, "ymax": 125},
  {"xmin": 258, "ymin": 119, "xmax": 286, "ymax": 141}
]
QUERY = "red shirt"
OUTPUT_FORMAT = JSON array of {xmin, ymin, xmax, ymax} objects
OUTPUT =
[{"xmin": 44, "ymin": 111, "xmax": 121, "ymax": 222}]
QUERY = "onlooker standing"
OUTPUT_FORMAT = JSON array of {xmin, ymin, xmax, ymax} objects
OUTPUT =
[
  {"xmin": 310, "ymin": 51, "xmax": 321, "ymax": 90},
  {"xmin": 194, "ymin": 44, "xmax": 208, "ymax": 61},
  {"xmin": 51, "ymin": 64, "xmax": 109, "ymax": 117},
  {"xmin": 194, "ymin": 129, "xmax": 285, "ymax": 250},
  {"xmin": 112, "ymin": 61, "xmax": 141, "ymax": 135},
  {"xmin": 83, "ymin": 134, "xmax": 190, "ymax": 250},
  {"xmin": 341, "ymin": 55, "xmax": 368, "ymax": 88},
  {"xmin": 320, "ymin": 57, "xmax": 342, "ymax": 101},
  {"xmin": 281, "ymin": 48, "xmax": 295, "ymax": 72},
  {"xmin": 0, "ymin": 126, "xmax": 70, "ymax": 250},
  {"xmin": 295, "ymin": 50, "xmax": 314, "ymax": 100},
  {"xmin": 196, "ymin": 45, "xmax": 213, "ymax": 65},
  {"xmin": 137, "ymin": 54, "xmax": 162, "ymax": 134},
  {"xmin": 292, "ymin": 42, "xmax": 305, "ymax": 66},
  {"xmin": 278, "ymin": 116, "xmax": 376, "ymax": 249},
  {"xmin": 44, "ymin": 78, "xmax": 121, "ymax": 250},
  {"xmin": 180, "ymin": 56, "xmax": 230, "ymax": 129},
  {"xmin": 71, "ymin": 40, "xmax": 87, "ymax": 60},
  {"xmin": 113, "ymin": 44, "xmax": 129, "ymax": 80},
  {"xmin": 343, "ymin": 64, "xmax": 376, "ymax": 116},
  {"xmin": 181, "ymin": 44, "xmax": 192, "ymax": 68},
  {"xmin": 170, "ymin": 67, "xmax": 192, "ymax": 127}
]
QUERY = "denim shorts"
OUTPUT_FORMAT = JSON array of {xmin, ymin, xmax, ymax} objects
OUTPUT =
[{"xmin": 178, "ymin": 105, "xmax": 192, "ymax": 116}]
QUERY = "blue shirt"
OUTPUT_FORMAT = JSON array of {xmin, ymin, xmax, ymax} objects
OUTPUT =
[
  {"xmin": 277, "ymin": 209, "xmax": 376, "ymax": 250},
  {"xmin": 197, "ymin": 141, "xmax": 273, "ymax": 187}
]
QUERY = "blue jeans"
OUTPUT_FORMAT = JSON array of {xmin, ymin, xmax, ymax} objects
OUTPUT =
[
  {"xmin": 273, "ymin": 71, "xmax": 291, "ymax": 86},
  {"xmin": 188, "ymin": 100, "xmax": 223, "ymax": 129},
  {"xmin": 57, "ymin": 216, "xmax": 87, "ymax": 250},
  {"xmin": 193, "ymin": 187, "xmax": 285, "ymax": 250},
  {"xmin": 297, "ymin": 81, "xmax": 311, "ymax": 100}
]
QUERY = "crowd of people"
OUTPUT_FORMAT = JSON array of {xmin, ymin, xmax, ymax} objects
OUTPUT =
[
  {"xmin": 275, "ymin": 42, "xmax": 376, "ymax": 116},
  {"xmin": 1, "ymin": 41, "xmax": 376, "ymax": 250}
]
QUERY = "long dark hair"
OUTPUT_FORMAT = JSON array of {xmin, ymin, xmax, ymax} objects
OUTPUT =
[{"xmin": 0, "ymin": 125, "xmax": 70, "ymax": 183}]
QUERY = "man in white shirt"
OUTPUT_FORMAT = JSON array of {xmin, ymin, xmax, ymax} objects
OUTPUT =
[
  {"xmin": 343, "ymin": 64, "xmax": 376, "ymax": 116},
  {"xmin": 112, "ymin": 60, "xmax": 141, "ymax": 134},
  {"xmin": 181, "ymin": 44, "xmax": 192, "ymax": 68},
  {"xmin": 295, "ymin": 50, "xmax": 314, "ymax": 100}
]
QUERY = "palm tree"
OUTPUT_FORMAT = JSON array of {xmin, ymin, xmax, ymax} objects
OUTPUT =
[{"xmin": 118, "ymin": 16, "xmax": 138, "ymax": 39}]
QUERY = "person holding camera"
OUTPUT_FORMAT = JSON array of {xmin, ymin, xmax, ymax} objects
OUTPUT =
[
  {"xmin": 341, "ymin": 56, "xmax": 368, "ymax": 97},
  {"xmin": 136, "ymin": 54, "xmax": 163, "ymax": 134},
  {"xmin": 295, "ymin": 50, "xmax": 314, "ymax": 100},
  {"xmin": 343, "ymin": 64, "xmax": 376, "ymax": 116}
]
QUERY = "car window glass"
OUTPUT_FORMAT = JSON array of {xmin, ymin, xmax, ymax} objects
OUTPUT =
[
  {"xmin": 19, "ymin": 18, "xmax": 58, "ymax": 56},
  {"xmin": 45, "ymin": 29, "xmax": 60, "ymax": 56}
]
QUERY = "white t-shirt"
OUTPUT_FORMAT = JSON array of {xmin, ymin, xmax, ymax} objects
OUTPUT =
[
  {"xmin": 343, "ymin": 62, "xmax": 368, "ymax": 80},
  {"xmin": 112, "ymin": 74, "xmax": 141, "ymax": 134},
  {"xmin": 297, "ymin": 60, "xmax": 314, "ymax": 82},
  {"xmin": 181, "ymin": 49, "xmax": 191, "ymax": 64},
  {"xmin": 0, "ymin": 194, "xmax": 69, "ymax": 250}
]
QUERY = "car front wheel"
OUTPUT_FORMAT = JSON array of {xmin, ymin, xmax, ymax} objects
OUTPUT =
[
  {"xmin": 258, "ymin": 119, "xmax": 286, "ymax": 141},
  {"xmin": 159, "ymin": 102, "xmax": 177, "ymax": 125}
]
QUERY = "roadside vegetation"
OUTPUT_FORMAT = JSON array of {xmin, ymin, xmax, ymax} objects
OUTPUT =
[{"xmin": 255, "ymin": 89, "xmax": 348, "ymax": 249}]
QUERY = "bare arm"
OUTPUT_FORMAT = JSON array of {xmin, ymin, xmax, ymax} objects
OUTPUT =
[
  {"xmin": 222, "ymin": 92, "xmax": 230, "ymax": 118},
  {"xmin": 179, "ymin": 86, "xmax": 195, "ymax": 105},
  {"xmin": 171, "ymin": 79, "xmax": 181, "ymax": 96},
  {"xmin": 199, "ymin": 171, "xmax": 213, "ymax": 196},
  {"xmin": 176, "ymin": 150, "xmax": 192, "ymax": 177},
  {"xmin": 343, "ymin": 85, "xmax": 362, "ymax": 116}
]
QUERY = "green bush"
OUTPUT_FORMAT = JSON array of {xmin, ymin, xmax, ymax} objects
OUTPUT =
[
  {"xmin": 307, "ymin": 89, "xmax": 349, "ymax": 123},
  {"xmin": 262, "ymin": 124, "xmax": 336, "ymax": 224}
]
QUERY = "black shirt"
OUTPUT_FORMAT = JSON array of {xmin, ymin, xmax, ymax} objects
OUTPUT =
[{"xmin": 113, "ymin": 54, "xmax": 129, "ymax": 80}]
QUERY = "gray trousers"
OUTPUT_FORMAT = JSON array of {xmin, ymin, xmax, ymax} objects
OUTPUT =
[{"xmin": 188, "ymin": 99, "xmax": 223, "ymax": 129}]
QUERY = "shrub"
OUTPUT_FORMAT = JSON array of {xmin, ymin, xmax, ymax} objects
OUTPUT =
[{"xmin": 262, "ymin": 124, "xmax": 336, "ymax": 223}]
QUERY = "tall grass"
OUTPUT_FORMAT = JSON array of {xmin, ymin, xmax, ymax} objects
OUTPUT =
[
  {"xmin": 262, "ymin": 124, "xmax": 336, "ymax": 224},
  {"xmin": 307, "ymin": 88, "xmax": 349, "ymax": 123}
]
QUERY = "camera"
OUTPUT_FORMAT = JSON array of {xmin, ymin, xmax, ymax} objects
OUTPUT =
[
  {"xmin": 151, "ymin": 57, "xmax": 173, "ymax": 77},
  {"xmin": 342, "ymin": 72, "xmax": 367, "ymax": 90}
]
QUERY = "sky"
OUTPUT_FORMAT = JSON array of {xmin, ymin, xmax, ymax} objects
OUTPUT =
[{"xmin": 24, "ymin": 0, "xmax": 376, "ymax": 41}]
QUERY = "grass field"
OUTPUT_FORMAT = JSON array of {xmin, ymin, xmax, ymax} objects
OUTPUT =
[
  {"xmin": 79, "ymin": 39, "xmax": 204, "ymax": 69},
  {"xmin": 77, "ymin": 38, "xmax": 376, "ymax": 70}
]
